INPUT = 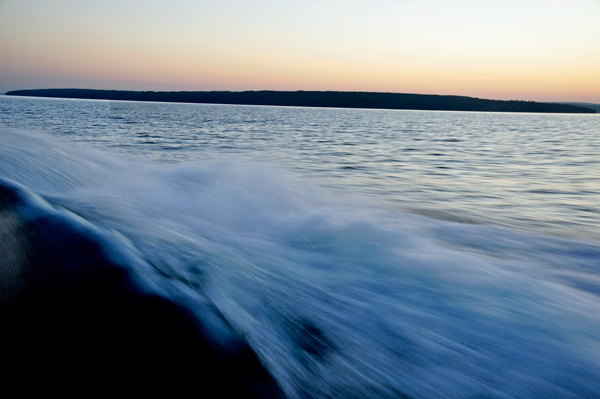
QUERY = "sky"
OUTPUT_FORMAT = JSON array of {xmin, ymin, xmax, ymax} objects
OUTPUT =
[{"xmin": 1, "ymin": 0, "xmax": 599, "ymax": 102}]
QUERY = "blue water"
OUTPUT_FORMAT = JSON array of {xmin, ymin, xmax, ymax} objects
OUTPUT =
[{"xmin": 1, "ymin": 95, "xmax": 600, "ymax": 398}]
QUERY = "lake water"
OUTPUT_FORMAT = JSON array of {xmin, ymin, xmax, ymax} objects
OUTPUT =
[
  {"xmin": 2, "ymin": 96, "xmax": 599, "ymax": 241},
  {"xmin": 1, "ymin": 95, "xmax": 600, "ymax": 398}
]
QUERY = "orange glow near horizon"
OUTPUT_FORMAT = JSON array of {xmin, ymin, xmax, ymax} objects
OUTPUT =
[{"xmin": 1, "ymin": 0, "xmax": 599, "ymax": 103}]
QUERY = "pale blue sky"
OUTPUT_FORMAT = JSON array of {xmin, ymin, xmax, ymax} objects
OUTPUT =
[{"xmin": 1, "ymin": 0, "xmax": 599, "ymax": 101}]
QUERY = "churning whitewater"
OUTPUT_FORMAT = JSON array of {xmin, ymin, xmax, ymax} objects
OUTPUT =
[{"xmin": 2, "ymin": 127, "xmax": 600, "ymax": 398}]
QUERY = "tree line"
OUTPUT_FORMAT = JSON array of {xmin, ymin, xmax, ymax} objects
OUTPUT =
[{"xmin": 6, "ymin": 89, "xmax": 595, "ymax": 113}]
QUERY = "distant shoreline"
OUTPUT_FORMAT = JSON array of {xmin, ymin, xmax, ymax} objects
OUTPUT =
[{"xmin": 5, "ymin": 89, "xmax": 596, "ymax": 114}]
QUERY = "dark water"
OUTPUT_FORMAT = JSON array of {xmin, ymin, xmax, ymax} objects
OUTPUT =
[{"xmin": 1, "ymin": 95, "xmax": 600, "ymax": 398}]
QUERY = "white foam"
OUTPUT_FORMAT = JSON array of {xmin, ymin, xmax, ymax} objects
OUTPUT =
[{"xmin": 2, "ymin": 128, "xmax": 600, "ymax": 398}]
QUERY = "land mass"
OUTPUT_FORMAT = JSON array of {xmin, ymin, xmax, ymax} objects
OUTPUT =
[
  {"xmin": 556, "ymin": 102, "xmax": 600, "ymax": 113},
  {"xmin": 5, "ymin": 89, "xmax": 596, "ymax": 114}
]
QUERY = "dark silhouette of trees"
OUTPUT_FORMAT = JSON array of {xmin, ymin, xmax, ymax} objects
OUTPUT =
[{"xmin": 6, "ymin": 89, "xmax": 595, "ymax": 113}]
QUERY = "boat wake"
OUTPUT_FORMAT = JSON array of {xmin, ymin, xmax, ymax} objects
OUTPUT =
[{"xmin": 2, "ymin": 128, "xmax": 600, "ymax": 398}]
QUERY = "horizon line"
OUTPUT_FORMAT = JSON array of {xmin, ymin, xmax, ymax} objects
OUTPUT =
[{"xmin": 5, "ymin": 88, "xmax": 600, "ymax": 107}]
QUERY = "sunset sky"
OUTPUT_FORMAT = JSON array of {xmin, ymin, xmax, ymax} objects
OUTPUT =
[{"xmin": 1, "ymin": 0, "xmax": 599, "ymax": 103}]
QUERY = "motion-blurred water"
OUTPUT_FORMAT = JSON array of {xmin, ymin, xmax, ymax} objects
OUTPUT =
[{"xmin": 1, "ymin": 95, "xmax": 600, "ymax": 398}]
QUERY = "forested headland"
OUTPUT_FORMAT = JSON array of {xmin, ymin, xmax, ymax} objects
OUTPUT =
[{"xmin": 5, "ymin": 89, "xmax": 596, "ymax": 114}]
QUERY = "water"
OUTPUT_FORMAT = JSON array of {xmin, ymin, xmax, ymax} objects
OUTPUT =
[
  {"xmin": 2, "ymin": 96, "xmax": 599, "ymax": 241},
  {"xmin": 1, "ymin": 95, "xmax": 600, "ymax": 398}
]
